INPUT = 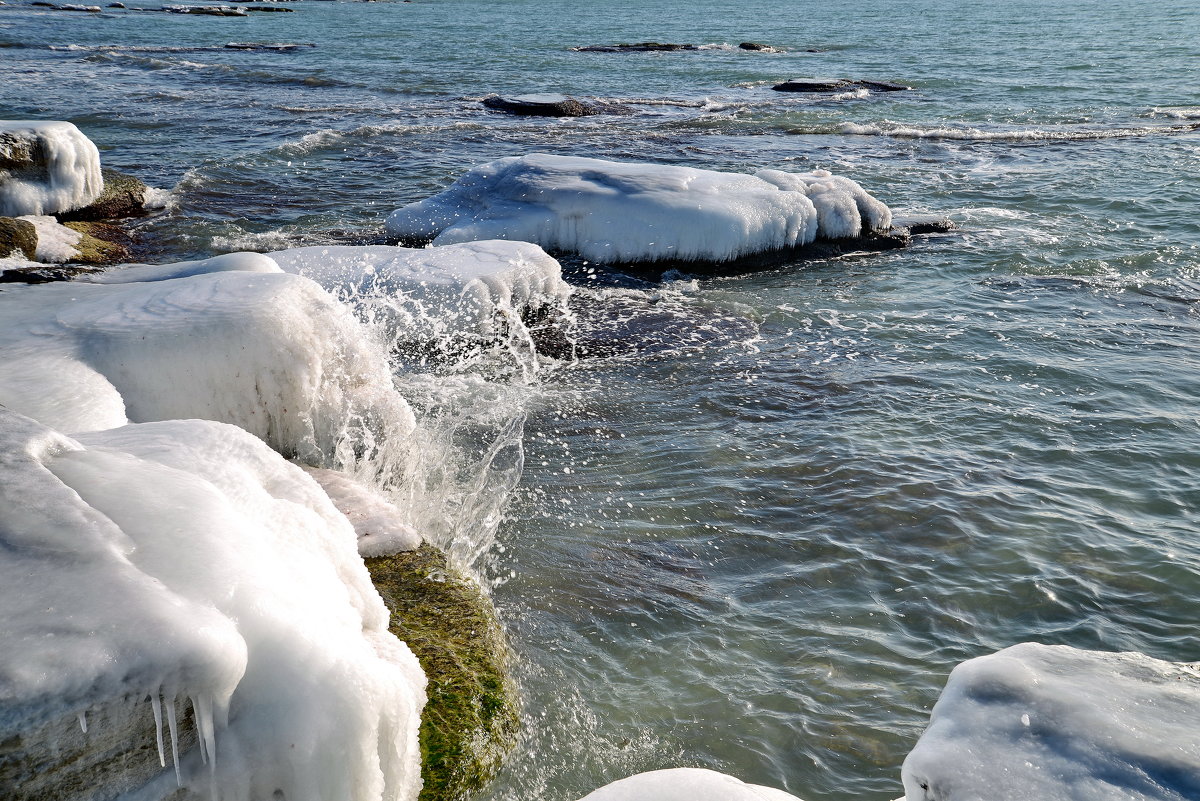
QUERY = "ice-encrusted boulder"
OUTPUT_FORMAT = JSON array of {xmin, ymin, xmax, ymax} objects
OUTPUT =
[
  {"xmin": 576, "ymin": 768, "xmax": 803, "ymax": 801},
  {"xmin": 0, "ymin": 253, "xmax": 415, "ymax": 468},
  {"xmin": 384, "ymin": 154, "xmax": 892, "ymax": 264},
  {"xmin": 902, "ymin": 643, "xmax": 1200, "ymax": 801},
  {"xmin": 268, "ymin": 240, "xmax": 570, "ymax": 349},
  {"xmin": 0, "ymin": 121, "xmax": 104, "ymax": 217},
  {"xmin": 0, "ymin": 409, "xmax": 426, "ymax": 801}
]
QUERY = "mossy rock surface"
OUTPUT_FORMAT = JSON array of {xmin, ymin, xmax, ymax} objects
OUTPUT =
[
  {"xmin": 0, "ymin": 216, "xmax": 37, "ymax": 260},
  {"xmin": 62, "ymin": 221, "xmax": 132, "ymax": 264},
  {"xmin": 366, "ymin": 546, "xmax": 518, "ymax": 801},
  {"xmin": 58, "ymin": 169, "xmax": 149, "ymax": 222}
]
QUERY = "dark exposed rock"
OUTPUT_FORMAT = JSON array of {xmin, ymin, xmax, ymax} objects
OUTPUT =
[
  {"xmin": 62, "ymin": 220, "xmax": 132, "ymax": 264},
  {"xmin": 161, "ymin": 4, "xmax": 247, "ymax": 15},
  {"xmin": 772, "ymin": 78, "xmax": 913, "ymax": 93},
  {"xmin": 573, "ymin": 41, "xmax": 698, "ymax": 53},
  {"xmin": 225, "ymin": 41, "xmax": 315, "ymax": 51},
  {"xmin": 481, "ymin": 93, "xmax": 633, "ymax": 118},
  {"xmin": 58, "ymin": 169, "xmax": 150, "ymax": 222},
  {"xmin": 738, "ymin": 41, "xmax": 780, "ymax": 52},
  {"xmin": 0, "ymin": 263, "xmax": 102, "ymax": 284},
  {"xmin": 772, "ymin": 79, "xmax": 855, "ymax": 93},
  {"xmin": 907, "ymin": 218, "xmax": 957, "ymax": 235},
  {"xmin": 0, "ymin": 216, "xmax": 37, "ymax": 261},
  {"xmin": 107, "ymin": 2, "xmax": 125, "ymax": 7},
  {"xmin": 243, "ymin": 5, "xmax": 293, "ymax": 11}
]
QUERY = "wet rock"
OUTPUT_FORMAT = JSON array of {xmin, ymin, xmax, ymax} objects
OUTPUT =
[
  {"xmin": 738, "ymin": 41, "xmax": 780, "ymax": 52},
  {"xmin": 243, "ymin": 5, "xmax": 293, "ymax": 10},
  {"xmin": 771, "ymin": 78, "xmax": 856, "ymax": 92},
  {"xmin": 58, "ymin": 169, "xmax": 151, "ymax": 222},
  {"xmin": 772, "ymin": 78, "xmax": 912, "ymax": 93},
  {"xmin": 0, "ymin": 262, "xmax": 100, "ymax": 284},
  {"xmin": 481, "ymin": 93, "xmax": 632, "ymax": 118},
  {"xmin": 57, "ymin": 3, "xmax": 102, "ymax": 10},
  {"xmin": 907, "ymin": 218, "xmax": 957, "ymax": 235},
  {"xmin": 573, "ymin": 41, "xmax": 698, "ymax": 53},
  {"xmin": 366, "ymin": 545, "xmax": 518, "ymax": 801},
  {"xmin": 107, "ymin": 2, "xmax": 125, "ymax": 7},
  {"xmin": 161, "ymin": 4, "xmax": 248, "ymax": 15},
  {"xmin": 61, "ymin": 220, "xmax": 132, "ymax": 264},
  {"xmin": 224, "ymin": 41, "xmax": 315, "ymax": 51},
  {"xmin": 0, "ymin": 216, "xmax": 37, "ymax": 261}
]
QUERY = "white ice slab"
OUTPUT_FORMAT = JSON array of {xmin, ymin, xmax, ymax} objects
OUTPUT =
[
  {"xmin": 385, "ymin": 154, "xmax": 891, "ymax": 263},
  {"xmin": 577, "ymin": 768, "xmax": 804, "ymax": 801},
  {"xmin": 902, "ymin": 643, "xmax": 1200, "ymax": 801},
  {"xmin": 0, "ymin": 121, "xmax": 104, "ymax": 216}
]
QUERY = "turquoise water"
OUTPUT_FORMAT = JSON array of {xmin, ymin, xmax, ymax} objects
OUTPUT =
[{"xmin": 3, "ymin": 0, "xmax": 1200, "ymax": 799}]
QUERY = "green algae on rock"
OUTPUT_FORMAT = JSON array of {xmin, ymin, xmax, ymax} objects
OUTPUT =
[
  {"xmin": 58, "ymin": 169, "xmax": 151, "ymax": 223},
  {"xmin": 0, "ymin": 216, "xmax": 37, "ymax": 260},
  {"xmin": 62, "ymin": 220, "xmax": 131, "ymax": 264},
  {"xmin": 366, "ymin": 546, "xmax": 518, "ymax": 801}
]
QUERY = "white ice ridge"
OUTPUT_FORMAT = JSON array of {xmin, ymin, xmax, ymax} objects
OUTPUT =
[
  {"xmin": 902, "ymin": 643, "xmax": 1200, "ymax": 801},
  {"xmin": 268, "ymin": 240, "xmax": 571, "ymax": 346},
  {"xmin": 18, "ymin": 214, "xmax": 83, "ymax": 262},
  {"xmin": 0, "ymin": 121, "xmax": 104, "ymax": 216},
  {"xmin": 384, "ymin": 154, "xmax": 892, "ymax": 263},
  {"xmin": 0, "ymin": 409, "xmax": 426, "ymax": 801},
  {"xmin": 0, "ymin": 254, "xmax": 416, "ymax": 470},
  {"xmin": 577, "ymin": 768, "xmax": 803, "ymax": 801}
]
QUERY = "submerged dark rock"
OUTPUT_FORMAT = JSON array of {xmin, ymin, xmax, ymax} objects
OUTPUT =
[
  {"xmin": 573, "ymin": 41, "xmax": 698, "ymax": 53},
  {"xmin": 225, "ymin": 41, "xmax": 315, "ymax": 50},
  {"xmin": 772, "ymin": 78, "xmax": 913, "ymax": 93}
]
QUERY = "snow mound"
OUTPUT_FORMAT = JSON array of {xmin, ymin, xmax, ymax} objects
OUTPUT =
[
  {"xmin": 269, "ymin": 241, "xmax": 570, "ymax": 345},
  {"xmin": 577, "ymin": 768, "xmax": 803, "ymax": 801},
  {"xmin": 384, "ymin": 154, "xmax": 891, "ymax": 263},
  {"xmin": 0, "ymin": 409, "xmax": 425, "ymax": 800},
  {"xmin": 0, "ymin": 265, "xmax": 415, "ymax": 468},
  {"xmin": 902, "ymin": 643, "xmax": 1200, "ymax": 801},
  {"xmin": 0, "ymin": 121, "xmax": 104, "ymax": 217}
]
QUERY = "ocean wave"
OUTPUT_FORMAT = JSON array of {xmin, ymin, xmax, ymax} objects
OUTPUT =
[
  {"xmin": 49, "ymin": 42, "xmax": 314, "ymax": 53},
  {"xmin": 273, "ymin": 121, "xmax": 486, "ymax": 157},
  {"xmin": 1147, "ymin": 106, "xmax": 1200, "ymax": 120},
  {"xmin": 830, "ymin": 120, "xmax": 1200, "ymax": 142}
]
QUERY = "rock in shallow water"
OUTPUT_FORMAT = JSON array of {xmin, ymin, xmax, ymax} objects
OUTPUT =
[{"xmin": 772, "ymin": 78, "xmax": 912, "ymax": 93}]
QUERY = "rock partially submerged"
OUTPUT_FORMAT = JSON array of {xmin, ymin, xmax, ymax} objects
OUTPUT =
[
  {"xmin": 59, "ymin": 168, "xmax": 153, "ymax": 222},
  {"xmin": 772, "ymin": 78, "xmax": 912, "ymax": 93},
  {"xmin": 386, "ymin": 154, "xmax": 894, "ymax": 266},
  {"xmin": 0, "ymin": 216, "xmax": 37, "ymax": 260},
  {"xmin": 367, "ymin": 546, "xmax": 518, "ymax": 801},
  {"xmin": 572, "ymin": 41, "xmax": 698, "ymax": 53},
  {"xmin": 481, "ymin": 93, "xmax": 632, "ymax": 118},
  {"xmin": 162, "ymin": 4, "xmax": 247, "ymax": 15}
]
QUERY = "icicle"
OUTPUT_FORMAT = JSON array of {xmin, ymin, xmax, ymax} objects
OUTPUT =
[
  {"xmin": 77, "ymin": 710, "xmax": 87, "ymax": 734},
  {"xmin": 151, "ymin": 693, "xmax": 166, "ymax": 768},
  {"xmin": 191, "ymin": 696, "xmax": 208, "ymax": 765},
  {"xmin": 166, "ymin": 694, "xmax": 182, "ymax": 786}
]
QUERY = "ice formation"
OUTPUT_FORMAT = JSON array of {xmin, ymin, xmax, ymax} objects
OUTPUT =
[
  {"xmin": 304, "ymin": 466, "xmax": 421, "ymax": 556},
  {"xmin": 268, "ymin": 240, "xmax": 571, "ymax": 351},
  {"xmin": 0, "ymin": 409, "xmax": 426, "ymax": 801},
  {"xmin": 0, "ymin": 260, "xmax": 415, "ymax": 469},
  {"xmin": 18, "ymin": 214, "xmax": 82, "ymax": 262},
  {"xmin": 384, "ymin": 154, "xmax": 892, "ymax": 263},
  {"xmin": 0, "ymin": 121, "xmax": 104, "ymax": 216},
  {"xmin": 577, "ymin": 768, "xmax": 803, "ymax": 801},
  {"xmin": 902, "ymin": 643, "xmax": 1200, "ymax": 801}
]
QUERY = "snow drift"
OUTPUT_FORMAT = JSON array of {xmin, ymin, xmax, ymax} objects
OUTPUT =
[
  {"xmin": 384, "ymin": 154, "xmax": 892, "ymax": 263},
  {"xmin": 0, "ymin": 255, "xmax": 415, "ymax": 470},
  {"xmin": 903, "ymin": 643, "xmax": 1200, "ymax": 801},
  {"xmin": 0, "ymin": 121, "xmax": 104, "ymax": 217},
  {"xmin": 0, "ymin": 409, "xmax": 426, "ymax": 801}
]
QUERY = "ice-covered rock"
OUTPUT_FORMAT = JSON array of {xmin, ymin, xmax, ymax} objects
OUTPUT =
[
  {"xmin": 0, "ymin": 409, "xmax": 426, "ymax": 801},
  {"xmin": 305, "ymin": 466, "xmax": 421, "ymax": 556},
  {"xmin": 269, "ymin": 241, "xmax": 571, "ymax": 354},
  {"xmin": 577, "ymin": 768, "xmax": 803, "ymax": 801},
  {"xmin": 385, "ymin": 154, "xmax": 891, "ymax": 264},
  {"xmin": 0, "ymin": 260, "xmax": 415, "ymax": 469},
  {"xmin": 902, "ymin": 643, "xmax": 1200, "ymax": 801},
  {"xmin": 0, "ymin": 121, "xmax": 104, "ymax": 217},
  {"xmin": 17, "ymin": 214, "xmax": 82, "ymax": 262}
]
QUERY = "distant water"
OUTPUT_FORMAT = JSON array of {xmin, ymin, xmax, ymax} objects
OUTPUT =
[{"xmin": 3, "ymin": 1, "xmax": 1200, "ymax": 799}]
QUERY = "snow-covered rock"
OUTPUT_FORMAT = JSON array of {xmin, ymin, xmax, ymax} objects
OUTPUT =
[
  {"xmin": 902, "ymin": 643, "xmax": 1200, "ymax": 801},
  {"xmin": 577, "ymin": 768, "xmax": 803, "ymax": 801},
  {"xmin": 0, "ymin": 409, "xmax": 426, "ymax": 801},
  {"xmin": 269, "ymin": 240, "xmax": 571, "ymax": 355},
  {"xmin": 0, "ymin": 121, "xmax": 104, "ymax": 217},
  {"xmin": 0, "ymin": 259, "xmax": 415, "ymax": 468},
  {"xmin": 384, "ymin": 154, "xmax": 891, "ymax": 264}
]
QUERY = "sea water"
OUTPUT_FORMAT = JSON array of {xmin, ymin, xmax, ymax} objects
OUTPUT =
[{"xmin": 2, "ymin": 0, "xmax": 1199, "ymax": 799}]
